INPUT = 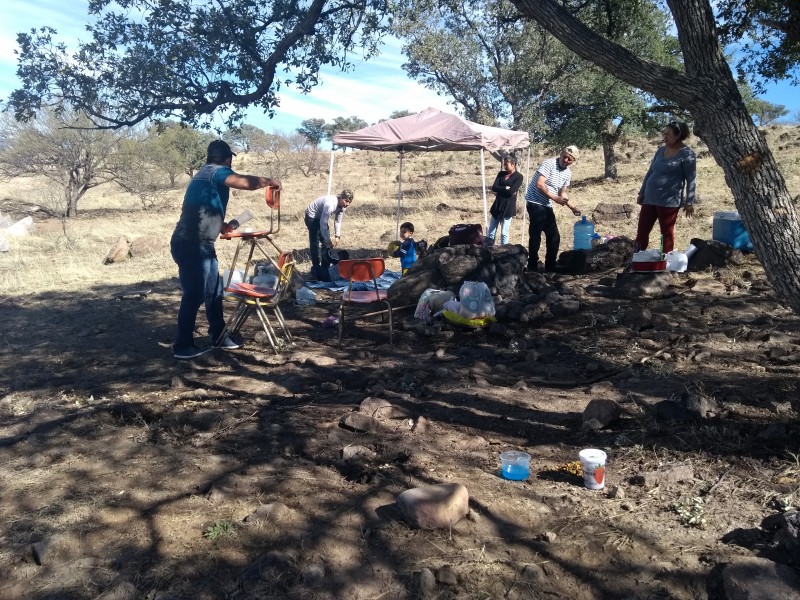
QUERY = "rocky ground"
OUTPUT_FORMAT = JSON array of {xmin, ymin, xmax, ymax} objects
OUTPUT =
[{"xmin": 2, "ymin": 248, "xmax": 800, "ymax": 600}]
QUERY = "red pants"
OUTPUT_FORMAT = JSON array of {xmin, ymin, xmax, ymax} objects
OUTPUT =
[{"xmin": 635, "ymin": 204, "xmax": 679, "ymax": 252}]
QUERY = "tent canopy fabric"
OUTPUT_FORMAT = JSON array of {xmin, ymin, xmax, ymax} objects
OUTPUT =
[{"xmin": 332, "ymin": 107, "xmax": 530, "ymax": 153}]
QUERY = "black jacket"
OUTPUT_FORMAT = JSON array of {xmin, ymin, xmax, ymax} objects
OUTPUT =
[{"xmin": 490, "ymin": 170, "xmax": 524, "ymax": 219}]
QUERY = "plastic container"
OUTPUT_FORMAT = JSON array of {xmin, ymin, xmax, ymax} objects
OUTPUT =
[
  {"xmin": 573, "ymin": 215, "xmax": 594, "ymax": 251},
  {"xmin": 222, "ymin": 269, "xmax": 244, "ymax": 295},
  {"xmin": 665, "ymin": 251, "xmax": 688, "ymax": 272},
  {"xmin": 500, "ymin": 451, "xmax": 531, "ymax": 481},
  {"xmin": 712, "ymin": 211, "xmax": 753, "ymax": 250},
  {"xmin": 578, "ymin": 449, "xmax": 607, "ymax": 490}
]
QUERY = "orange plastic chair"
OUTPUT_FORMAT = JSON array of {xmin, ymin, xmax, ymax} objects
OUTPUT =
[
  {"xmin": 337, "ymin": 258, "xmax": 393, "ymax": 346},
  {"xmin": 220, "ymin": 186, "xmax": 282, "ymax": 287},
  {"xmin": 219, "ymin": 251, "xmax": 295, "ymax": 353}
]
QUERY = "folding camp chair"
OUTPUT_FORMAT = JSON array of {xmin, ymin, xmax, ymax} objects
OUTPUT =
[
  {"xmin": 337, "ymin": 258, "xmax": 393, "ymax": 346},
  {"xmin": 219, "ymin": 251, "xmax": 295, "ymax": 354}
]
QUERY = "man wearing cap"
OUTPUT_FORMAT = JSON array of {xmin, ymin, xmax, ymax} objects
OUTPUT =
[
  {"xmin": 304, "ymin": 189, "xmax": 353, "ymax": 280},
  {"xmin": 524, "ymin": 145, "xmax": 582, "ymax": 272},
  {"xmin": 170, "ymin": 139, "xmax": 282, "ymax": 360}
]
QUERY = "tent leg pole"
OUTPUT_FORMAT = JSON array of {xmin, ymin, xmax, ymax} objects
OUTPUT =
[
  {"xmin": 396, "ymin": 151, "xmax": 404, "ymax": 239},
  {"xmin": 480, "ymin": 149, "xmax": 488, "ymax": 229},
  {"xmin": 328, "ymin": 150, "xmax": 335, "ymax": 196}
]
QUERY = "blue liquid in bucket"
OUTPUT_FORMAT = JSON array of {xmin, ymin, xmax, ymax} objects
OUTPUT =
[{"xmin": 502, "ymin": 464, "xmax": 530, "ymax": 481}]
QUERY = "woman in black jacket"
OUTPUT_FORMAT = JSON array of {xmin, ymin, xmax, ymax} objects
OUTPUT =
[{"xmin": 487, "ymin": 155, "xmax": 524, "ymax": 245}]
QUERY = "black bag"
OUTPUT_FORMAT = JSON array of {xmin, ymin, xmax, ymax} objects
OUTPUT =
[{"xmin": 448, "ymin": 223, "xmax": 484, "ymax": 246}]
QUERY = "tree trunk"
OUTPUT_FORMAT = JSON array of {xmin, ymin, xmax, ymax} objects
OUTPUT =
[
  {"xmin": 601, "ymin": 120, "xmax": 621, "ymax": 179},
  {"xmin": 509, "ymin": 0, "xmax": 800, "ymax": 313}
]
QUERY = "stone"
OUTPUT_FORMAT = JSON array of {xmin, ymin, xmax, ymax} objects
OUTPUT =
[
  {"xmin": 95, "ymin": 582, "xmax": 137, "ymax": 600},
  {"xmin": 622, "ymin": 306, "xmax": 653, "ymax": 330},
  {"xmin": 129, "ymin": 235, "xmax": 167, "ymax": 258},
  {"xmin": 582, "ymin": 399, "xmax": 622, "ymax": 430},
  {"xmin": 688, "ymin": 238, "xmax": 746, "ymax": 271},
  {"xmin": 320, "ymin": 382, "xmax": 339, "ymax": 392},
  {"xmin": 301, "ymin": 563, "xmax": 326, "ymax": 587},
  {"xmin": 243, "ymin": 502, "xmax": 290, "ymax": 523},
  {"xmin": 340, "ymin": 412, "xmax": 382, "ymax": 433},
  {"xmin": 631, "ymin": 464, "xmax": 694, "ymax": 488},
  {"xmin": 103, "ymin": 236, "xmax": 131, "ymax": 264},
  {"xmin": 437, "ymin": 565, "xmax": 458, "ymax": 586},
  {"xmin": 359, "ymin": 397, "xmax": 405, "ymax": 419},
  {"xmin": 418, "ymin": 568, "xmax": 437, "ymax": 595},
  {"xmin": 206, "ymin": 486, "xmax": 237, "ymax": 504},
  {"xmin": 615, "ymin": 272, "xmax": 672, "ymax": 299},
  {"xmin": 341, "ymin": 445, "xmax": 377, "ymax": 461},
  {"xmin": 722, "ymin": 557, "xmax": 800, "ymax": 600},
  {"xmin": 592, "ymin": 202, "xmax": 637, "ymax": 223},
  {"xmin": 520, "ymin": 563, "xmax": 545, "ymax": 583},
  {"xmin": 396, "ymin": 483, "xmax": 469, "ymax": 529}
]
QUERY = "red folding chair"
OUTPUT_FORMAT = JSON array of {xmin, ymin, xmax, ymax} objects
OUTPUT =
[
  {"xmin": 220, "ymin": 186, "xmax": 282, "ymax": 287},
  {"xmin": 219, "ymin": 251, "xmax": 295, "ymax": 353},
  {"xmin": 337, "ymin": 258, "xmax": 393, "ymax": 346}
]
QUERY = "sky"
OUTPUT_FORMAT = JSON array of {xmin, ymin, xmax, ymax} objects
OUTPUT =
[{"xmin": 0, "ymin": 1, "xmax": 797, "ymax": 135}]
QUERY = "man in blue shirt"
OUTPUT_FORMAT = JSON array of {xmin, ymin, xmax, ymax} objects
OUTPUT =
[{"xmin": 170, "ymin": 140, "xmax": 281, "ymax": 360}]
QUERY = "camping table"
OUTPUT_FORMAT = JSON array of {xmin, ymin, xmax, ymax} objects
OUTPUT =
[{"xmin": 219, "ymin": 229, "xmax": 283, "ymax": 288}]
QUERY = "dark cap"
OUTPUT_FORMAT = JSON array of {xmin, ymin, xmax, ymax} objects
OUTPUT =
[{"xmin": 207, "ymin": 140, "xmax": 236, "ymax": 163}]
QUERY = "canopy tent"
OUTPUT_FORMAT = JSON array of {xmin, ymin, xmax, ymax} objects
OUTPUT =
[{"xmin": 330, "ymin": 108, "xmax": 531, "ymax": 239}]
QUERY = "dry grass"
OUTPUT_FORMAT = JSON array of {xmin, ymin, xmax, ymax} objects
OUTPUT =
[{"xmin": 2, "ymin": 126, "xmax": 800, "ymax": 296}]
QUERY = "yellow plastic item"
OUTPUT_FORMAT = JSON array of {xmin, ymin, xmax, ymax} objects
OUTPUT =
[
  {"xmin": 441, "ymin": 309, "xmax": 496, "ymax": 328},
  {"xmin": 387, "ymin": 240, "xmax": 401, "ymax": 253}
]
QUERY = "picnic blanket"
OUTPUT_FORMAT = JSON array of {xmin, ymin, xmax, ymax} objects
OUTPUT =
[{"xmin": 305, "ymin": 270, "xmax": 402, "ymax": 292}]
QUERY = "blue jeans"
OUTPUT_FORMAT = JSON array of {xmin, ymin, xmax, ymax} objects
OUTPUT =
[
  {"xmin": 170, "ymin": 235, "xmax": 225, "ymax": 350},
  {"xmin": 486, "ymin": 215, "xmax": 513, "ymax": 245},
  {"xmin": 305, "ymin": 214, "xmax": 331, "ymax": 271},
  {"xmin": 526, "ymin": 203, "xmax": 560, "ymax": 270}
]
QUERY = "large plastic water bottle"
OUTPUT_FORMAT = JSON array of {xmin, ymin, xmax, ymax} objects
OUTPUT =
[{"xmin": 573, "ymin": 215, "xmax": 594, "ymax": 250}]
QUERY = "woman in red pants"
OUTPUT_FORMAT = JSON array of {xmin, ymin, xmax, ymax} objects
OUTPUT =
[{"xmin": 635, "ymin": 121, "xmax": 696, "ymax": 253}]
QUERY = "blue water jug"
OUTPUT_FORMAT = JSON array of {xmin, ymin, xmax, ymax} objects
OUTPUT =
[{"xmin": 573, "ymin": 215, "xmax": 594, "ymax": 250}]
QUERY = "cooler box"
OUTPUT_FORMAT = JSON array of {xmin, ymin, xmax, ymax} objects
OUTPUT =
[{"xmin": 713, "ymin": 211, "xmax": 753, "ymax": 251}]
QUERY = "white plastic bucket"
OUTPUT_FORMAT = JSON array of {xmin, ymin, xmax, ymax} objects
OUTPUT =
[{"xmin": 578, "ymin": 449, "xmax": 607, "ymax": 490}]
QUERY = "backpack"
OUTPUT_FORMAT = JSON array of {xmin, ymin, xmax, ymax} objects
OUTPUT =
[{"xmin": 448, "ymin": 223, "xmax": 484, "ymax": 246}]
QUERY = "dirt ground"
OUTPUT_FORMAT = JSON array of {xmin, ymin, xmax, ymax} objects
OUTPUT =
[{"xmin": 2, "ymin": 253, "xmax": 800, "ymax": 600}]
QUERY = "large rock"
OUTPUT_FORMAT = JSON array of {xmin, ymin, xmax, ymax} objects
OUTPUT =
[
  {"xmin": 396, "ymin": 483, "xmax": 469, "ymax": 529},
  {"xmin": 103, "ymin": 236, "xmax": 131, "ymax": 264},
  {"xmin": 722, "ymin": 557, "xmax": 800, "ymax": 600},
  {"xmin": 592, "ymin": 202, "xmax": 638, "ymax": 223},
  {"xmin": 688, "ymin": 238, "xmax": 747, "ymax": 270},
  {"xmin": 388, "ymin": 244, "xmax": 527, "ymax": 306},
  {"xmin": 558, "ymin": 236, "xmax": 634, "ymax": 274}
]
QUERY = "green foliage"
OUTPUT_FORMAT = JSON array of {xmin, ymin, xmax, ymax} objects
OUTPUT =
[
  {"xmin": 8, "ymin": 0, "xmax": 390, "ymax": 129},
  {"xmin": 146, "ymin": 121, "xmax": 215, "ymax": 182},
  {"xmin": 325, "ymin": 116, "xmax": 369, "ymax": 145},
  {"xmin": 673, "ymin": 496, "xmax": 707, "ymax": 529},
  {"xmin": 297, "ymin": 118, "xmax": 327, "ymax": 147},
  {"xmin": 203, "ymin": 520, "xmax": 237, "ymax": 541},
  {"xmin": 717, "ymin": 1, "xmax": 800, "ymax": 89},
  {"xmin": 393, "ymin": 0, "xmax": 678, "ymax": 169},
  {"xmin": 224, "ymin": 124, "xmax": 268, "ymax": 154}
]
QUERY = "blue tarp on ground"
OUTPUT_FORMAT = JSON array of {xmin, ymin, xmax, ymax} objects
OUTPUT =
[{"xmin": 305, "ymin": 270, "xmax": 402, "ymax": 292}]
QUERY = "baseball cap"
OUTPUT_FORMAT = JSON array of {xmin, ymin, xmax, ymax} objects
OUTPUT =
[
  {"xmin": 563, "ymin": 145, "xmax": 580, "ymax": 160},
  {"xmin": 207, "ymin": 140, "xmax": 237, "ymax": 162}
]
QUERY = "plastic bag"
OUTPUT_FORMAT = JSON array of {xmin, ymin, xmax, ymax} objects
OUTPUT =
[
  {"xmin": 295, "ymin": 287, "xmax": 317, "ymax": 306},
  {"xmin": 665, "ymin": 251, "xmax": 688, "ymax": 272},
  {"xmin": 458, "ymin": 281, "xmax": 495, "ymax": 319},
  {"xmin": 414, "ymin": 288, "xmax": 456, "ymax": 323}
]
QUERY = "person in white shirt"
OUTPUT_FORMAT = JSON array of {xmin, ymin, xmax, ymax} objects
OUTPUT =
[
  {"xmin": 304, "ymin": 189, "xmax": 353, "ymax": 279},
  {"xmin": 524, "ymin": 146, "xmax": 581, "ymax": 272}
]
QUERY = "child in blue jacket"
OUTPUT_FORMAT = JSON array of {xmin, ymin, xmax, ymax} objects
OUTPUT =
[{"xmin": 393, "ymin": 222, "xmax": 417, "ymax": 275}]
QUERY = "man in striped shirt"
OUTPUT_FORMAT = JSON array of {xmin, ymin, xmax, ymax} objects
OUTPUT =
[{"xmin": 524, "ymin": 145, "xmax": 582, "ymax": 272}]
